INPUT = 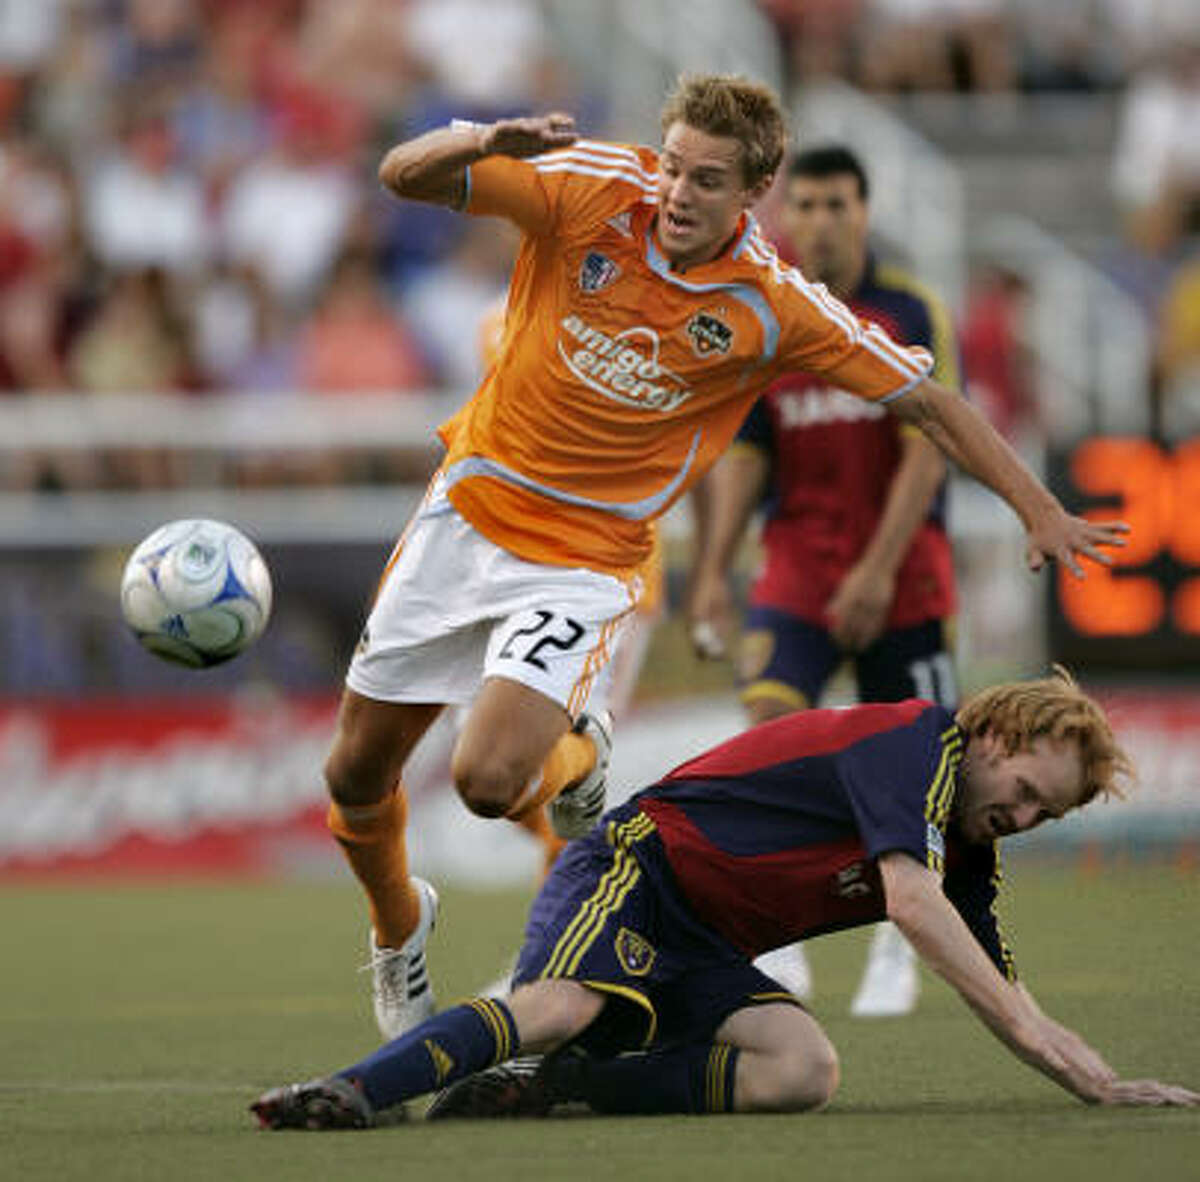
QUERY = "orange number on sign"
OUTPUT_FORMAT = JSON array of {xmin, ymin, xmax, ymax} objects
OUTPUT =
[{"xmin": 1057, "ymin": 438, "xmax": 1168, "ymax": 636}]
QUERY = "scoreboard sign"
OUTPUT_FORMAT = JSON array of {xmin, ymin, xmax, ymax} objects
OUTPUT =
[{"xmin": 1047, "ymin": 436, "xmax": 1200, "ymax": 669}]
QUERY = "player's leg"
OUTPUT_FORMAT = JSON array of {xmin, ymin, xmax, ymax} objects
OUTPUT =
[
  {"xmin": 506, "ymin": 965, "xmax": 837, "ymax": 1117},
  {"xmin": 333, "ymin": 486, "xmax": 513, "ymax": 1037},
  {"xmin": 452, "ymin": 571, "xmax": 635, "ymax": 837},
  {"xmin": 850, "ymin": 617, "xmax": 958, "ymax": 1017},
  {"xmin": 737, "ymin": 605, "xmax": 836, "ymax": 726},
  {"xmin": 252, "ymin": 809, "xmax": 635, "ymax": 1130},
  {"xmin": 324, "ymin": 690, "xmax": 443, "ymax": 1037},
  {"xmin": 249, "ymin": 979, "xmax": 604, "ymax": 1130},
  {"xmin": 740, "ymin": 607, "xmax": 839, "ymax": 997}
]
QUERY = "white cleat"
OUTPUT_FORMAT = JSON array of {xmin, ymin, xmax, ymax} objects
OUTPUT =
[
  {"xmin": 548, "ymin": 711, "xmax": 613, "ymax": 840},
  {"xmin": 754, "ymin": 942, "xmax": 814, "ymax": 1002},
  {"xmin": 850, "ymin": 921, "xmax": 919, "ymax": 1018},
  {"xmin": 365, "ymin": 876, "xmax": 438, "ymax": 1040}
]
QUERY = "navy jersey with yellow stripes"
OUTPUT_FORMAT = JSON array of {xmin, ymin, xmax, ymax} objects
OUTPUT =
[
  {"xmin": 636, "ymin": 699, "xmax": 1014, "ymax": 978},
  {"xmin": 737, "ymin": 256, "xmax": 959, "ymax": 630}
]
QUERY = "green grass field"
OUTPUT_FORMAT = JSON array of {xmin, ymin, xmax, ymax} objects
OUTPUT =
[{"xmin": 2, "ymin": 862, "xmax": 1197, "ymax": 1182}]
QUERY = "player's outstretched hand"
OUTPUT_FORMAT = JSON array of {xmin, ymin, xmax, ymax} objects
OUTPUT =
[
  {"xmin": 484, "ymin": 114, "xmax": 577, "ymax": 159},
  {"xmin": 1025, "ymin": 509, "xmax": 1130, "ymax": 578},
  {"xmin": 1099, "ymin": 1079, "xmax": 1200, "ymax": 1107}
]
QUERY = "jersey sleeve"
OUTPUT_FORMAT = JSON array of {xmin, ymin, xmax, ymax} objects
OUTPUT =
[
  {"xmin": 942, "ymin": 842, "xmax": 1018, "ymax": 980},
  {"xmin": 465, "ymin": 140, "xmax": 655, "ymax": 238},
  {"xmin": 834, "ymin": 708, "xmax": 964, "ymax": 871},
  {"xmin": 774, "ymin": 274, "xmax": 934, "ymax": 403}
]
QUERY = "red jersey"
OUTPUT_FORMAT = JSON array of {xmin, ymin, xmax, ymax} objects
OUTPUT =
[{"xmin": 738, "ymin": 259, "xmax": 960, "ymax": 628}]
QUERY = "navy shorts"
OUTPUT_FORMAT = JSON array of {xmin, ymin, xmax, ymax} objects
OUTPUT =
[
  {"xmin": 739, "ymin": 608, "xmax": 957, "ymax": 710},
  {"xmin": 513, "ymin": 802, "xmax": 799, "ymax": 1055}
]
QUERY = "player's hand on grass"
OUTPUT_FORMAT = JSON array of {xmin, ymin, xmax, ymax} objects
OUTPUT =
[
  {"xmin": 827, "ymin": 561, "xmax": 894, "ymax": 652},
  {"xmin": 482, "ymin": 114, "xmax": 577, "ymax": 159},
  {"xmin": 1098, "ymin": 1079, "xmax": 1200, "ymax": 1107},
  {"xmin": 1024, "ymin": 509, "xmax": 1129, "ymax": 578}
]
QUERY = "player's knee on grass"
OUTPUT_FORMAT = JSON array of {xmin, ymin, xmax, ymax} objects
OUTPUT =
[{"xmin": 739, "ymin": 1031, "xmax": 839, "ymax": 1113}]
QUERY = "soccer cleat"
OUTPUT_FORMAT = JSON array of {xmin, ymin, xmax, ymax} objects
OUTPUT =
[
  {"xmin": 849, "ymin": 921, "xmax": 919, "ymax": 1018},
  {"xmin": 366, "ymin": 876, "xmax": 439, "ymax": 1040},
  {"xmin": 425, "ymin": 1057, "xmax": 549, "ymax": 1121},
  {"xmin": 548, "ymin": 710, "xmax": 613, "ymax": 839},
  {"xmin": 754, "ymin": 942, "xmax": 814, "ymax": 1002},
  {"xmin": 250, "ymin": 1075, "xmax": 375, "ymax": 1131}
]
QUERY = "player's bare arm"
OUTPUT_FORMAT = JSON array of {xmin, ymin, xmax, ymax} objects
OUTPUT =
[
  {"xmin": 687, "ymin": 446, "xmax": 770, "ymax": 659},
  {"xmin": 879, "ymin": 852, "xmax": 1198, "ymax": 1106},
  {"xmin": 888, "ymin": 379, "xmax": 1129, "ymax": 577},
  {"xmin": 378, "ymin": 114, "xmax": 578, "ymax": 208},
  {"xmin": 827, "ymin": 431, "xmax": 946, "ymax": 651}
]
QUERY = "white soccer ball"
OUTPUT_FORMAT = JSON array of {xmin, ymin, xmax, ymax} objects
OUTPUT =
[{"xmin": 120, "ymin": 519, "xmax": 273, "ymax": 668}]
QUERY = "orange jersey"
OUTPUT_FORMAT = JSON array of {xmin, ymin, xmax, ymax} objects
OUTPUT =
[{"xmin": 439, "ymin": 139, "xmax": 932, "ymax": 575}]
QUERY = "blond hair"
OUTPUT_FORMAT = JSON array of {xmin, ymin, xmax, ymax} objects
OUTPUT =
[
  {"xmin": 955, "ymin": 665, "xmax": 1134, "ymax": 806},
  {"xmin": 659, "ymin": 73, "xmax": 787, "ymax": 188}
]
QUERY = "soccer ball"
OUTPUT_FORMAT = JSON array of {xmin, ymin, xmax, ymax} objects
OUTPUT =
[{"xmin": 120, "ymin": 519, "xmax": 273, "ymax": 668}]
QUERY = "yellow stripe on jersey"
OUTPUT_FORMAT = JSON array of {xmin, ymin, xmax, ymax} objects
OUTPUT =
[
  {"xmin": 924, "ymin": 725, "xmax": 965, "ymax": 832},
  {"xmin": 988, "ymin": 846, "xmax": 1018, "ymax": 981}
]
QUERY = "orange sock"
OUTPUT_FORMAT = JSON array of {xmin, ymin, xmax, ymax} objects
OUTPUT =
[
  {"xmin": 506, "ymin": 729, "xmax": 596, "ymax": 820},
  {"xmin": 513, "ymin": 806, "xmax": 568, "ymax": 880},
  {"xmin": 327, "ymin": 787, "xmax": 420, "ymax": 949}
]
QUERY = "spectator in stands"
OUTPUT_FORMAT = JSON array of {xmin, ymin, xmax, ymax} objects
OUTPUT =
[
  {"xmin": 219, "ymin": 93, "xmax": 358, "ymax": 310},
  {"xmin": 297, "ymin": 248, "xmax": 429, "ymax": 396},
  {"xmin": 1110, "ymin": 42, "xmax": 1200, "ymax": 257},
  {"xmin": 959, "ymin": 264, "xmax": 1036, "ymax": 443},
  {"xmin": 81, "ymin": 105, "xmax": 209, "ymax": 274},
  {"xmin": 858, "ymin": 0, "xmax": 1017, "ymax": 94}
]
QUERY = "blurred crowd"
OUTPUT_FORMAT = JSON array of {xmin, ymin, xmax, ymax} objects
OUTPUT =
[
  {"xmin": 0, "ymin": 0, "xmax": 555, "ymax": 469},
  {"xmin": 0, "ymin": 0, "xmax": 1197, "ymax": 486}
]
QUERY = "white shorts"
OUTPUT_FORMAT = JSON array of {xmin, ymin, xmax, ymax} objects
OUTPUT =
[{"xmin": 346, "ymin": 480, "xmax": 640, "ymax": 716}]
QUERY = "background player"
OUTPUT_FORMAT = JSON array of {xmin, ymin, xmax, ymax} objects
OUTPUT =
[
  {"xmin": 326, "ymin": 73, "xmax": 1127, "ymax": 1044},
  {"xmin": 689, "ymin": 144, "xmax": 961, "ymax": 1016},
  {"xmin": 251, "ymin": 668, "xmax": 1198, "ymax": 1128}
]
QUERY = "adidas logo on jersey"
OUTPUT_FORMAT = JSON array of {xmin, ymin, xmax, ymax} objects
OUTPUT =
[
  {"xmin": 558, "ymin": 315, "xmax": 692, "ymax": 412},
  {"xmin": 777, "ymin": 387, "xmax": 886, "ymax": 428}
]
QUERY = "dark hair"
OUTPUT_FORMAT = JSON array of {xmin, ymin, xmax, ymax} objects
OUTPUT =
[
  {"xmin": 788, "ymin": 144, "xmax": 869, "ymax": 200},
  {"xmin": 659, "ymin": 73, "xmax": 787, "ymax": 188}
]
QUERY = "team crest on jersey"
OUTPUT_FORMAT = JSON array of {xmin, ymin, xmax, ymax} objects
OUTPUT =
[
  {"xmin": 687, "ymin": 311, "xmax": 733, "ymax": 357},
  {"xmin": 614, "ymin": 927, "xmax": 656, "ymax": 976},
  {"xmin": 579, "ymin": 251, "xmax": 620, "ymax": 293}
]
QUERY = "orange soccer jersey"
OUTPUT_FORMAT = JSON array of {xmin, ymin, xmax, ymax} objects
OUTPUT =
[{"xmin": 438, "ymin": 139, "xmax": 933, "ymax": 576}]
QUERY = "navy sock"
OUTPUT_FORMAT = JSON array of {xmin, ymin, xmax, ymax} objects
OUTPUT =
[
  {"xmin": 548, "ymin": 1042, "xmax": 739, "ymax": 1115},
  {"xmin": 337, "ymin": 998, "xmax": 518, "ymax": 1111}
]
